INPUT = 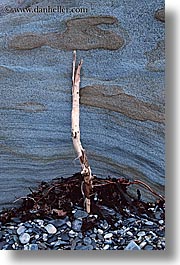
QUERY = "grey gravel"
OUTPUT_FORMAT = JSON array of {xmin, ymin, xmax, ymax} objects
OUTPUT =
[{"xmin": 0, "ymin": 205, "xmax": 165, "ymax": 250}]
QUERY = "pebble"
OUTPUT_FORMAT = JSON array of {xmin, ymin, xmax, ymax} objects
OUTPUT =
[
  {"xmin": 29, "ymin": 244, "xmax": 38, "ymax": 251},
  {"xmin": 19, "ymin": 233, "xmax": 31, "ymax": 244},
  {"xmin": 45, "ymin": 224, "xmax": 57, "ymax": 234},
  {"xmin": 144, "ymin": 244, "xmax": 154, "ymax": 250},
  {"xmin": 158, "ymin": 220, "xmax": 164, "ymax": 225},
  {"xmin": 83, "ymin": 237, "xmax": 92, "ymax": 245},
  {"xmin": 104, "ymin": 233, "xmax": 113, "ymax": 239},
  {"xmin": 72, "ymin": 219, "xmax": 82, "ymax": 232},
  {"xmin": 74, "ymin": 210, "xmax": 88, "ymax": 219},
  {"xmin": 43, "ymin": 233, "xmax": 48, "ymax": 241},
  {"xmin": 103, "ymin": 244, "xmax": 110, "ymax": 250},
  {"xmin": 139, "ymin": 241, "xmax": 147, "ymax": 248},
  {"xmin": 66, "ymin": 221, "xmax": 71, "ymax": 228},
  {"xmin": 137, "ymin": 231, "xmax": 146, "ymax": 237},
  {"xmin": 49, "ymin": 218, "xmax": 68, "ymax": 228},
  {"xmin": 98, "ymin": 229, "xmax": 103, "ymax": 235},
  {"xmin": 17, "ymin": 226, "xmax": 26, "ymax": 235},
  {"xmin": 0, "ymin": 204, "xmax": 165, "ymax": 250},
  {"xmin": 75, "ymin": 245, "xmax": 94, "ymax": 250},
  {"xmin": 60, "ymin": 232, "xmax": 70, "ymax": 241},
  {"xmin": 126, "ymin": 231, "xmax": 133, "ymax": 236},
  {"xmin": 144, "ymin": 221, "xmax": 154, "ymax": 226},
  {"xmin": 100, "ymin": 220, "xmax": 109, "ymax": 230},
  {"xmin": 69, "ymin": 230, "xmax": 77, "ymax": 237},
  {"xmin": 125, "ymin": 240, "xmax": 141, "ymax": 250}
]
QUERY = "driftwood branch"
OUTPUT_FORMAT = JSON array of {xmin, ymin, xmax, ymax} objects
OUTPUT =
[{"xmin": 71, "ymin": 50, "xmax": 93, "ymax": 213}]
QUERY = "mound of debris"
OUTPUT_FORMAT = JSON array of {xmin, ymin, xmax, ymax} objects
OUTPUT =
[{"xmin": 0, "ymin": 173, "xmax": 165, "ymax": 225}]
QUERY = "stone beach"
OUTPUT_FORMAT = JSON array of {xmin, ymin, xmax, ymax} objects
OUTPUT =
[
  {"xmin": 0, "ymin": 174, "xmax": 165, "ymax": 251},
  {"xmin": 0, "ymin": 204, "xmax": 165, "ymax": 250}
]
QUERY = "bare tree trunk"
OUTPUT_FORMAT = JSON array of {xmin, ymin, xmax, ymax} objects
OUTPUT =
[{"xmin": 71, "ymin": 50, "xmax": 93, "ymax": 213}]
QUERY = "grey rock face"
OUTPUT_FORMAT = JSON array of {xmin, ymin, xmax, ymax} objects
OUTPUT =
[{"xmin": 0, "ymin": 0, "xmax": 165, "ymax": 209}]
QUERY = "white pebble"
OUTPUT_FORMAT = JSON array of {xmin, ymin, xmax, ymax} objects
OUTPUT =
[
  {"xmin": 45, "ymin": 224, "xmax": 57, "ymax": 234},
  {"xmin": 98, "ymin": 229, "xmax": 104, "ymax": 235},
  {"xmin": 159, "ymin": 220, "xmax": 164, "ymax": 225},
  {"xmin": 19, "ymin": 233, "xmax": 30, "ymax": 244},
  {"xmin": 103, "ymin": 244, "xmax": 110, "ymax": 250},
  {"xmin": 104, "ymin": 233, "xmax": 113, "ymax": 239},
  {"xmin": 17, "ymin": 226, "xmax": 26, "ymax": 235},
  {"xmin": 137, "ymin": 231, "xmax": 146, "ymax": 237}
]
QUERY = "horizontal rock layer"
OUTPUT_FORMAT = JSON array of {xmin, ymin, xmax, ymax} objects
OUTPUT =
[{"xmin": 0, "ymin": 0, "xmax": 165, "ymax": 208}]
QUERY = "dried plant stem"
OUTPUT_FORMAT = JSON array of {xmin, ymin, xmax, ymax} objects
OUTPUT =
[{"xmin": 71, "ymin": 50, "xmax": 93, "ymax": 213}]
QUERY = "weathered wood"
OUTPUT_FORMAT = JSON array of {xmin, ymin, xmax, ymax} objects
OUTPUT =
[{"xmin": 71, "ymin": 51, "xmax": 93, "ymax": 213}]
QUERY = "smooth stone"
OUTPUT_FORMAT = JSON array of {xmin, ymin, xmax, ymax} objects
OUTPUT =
[
  {"xmin": 35, "ymin": 235, "xmax": 40, "ymax": 240},
  {"xmin": 159, "ymin": 220, "xmax": 164, "ymax": 225},
  {"xmin": 53, "ymin": 240, "xmax": 69, "ymax": 247},
  {"xmin": 104, "ymin": 239, "xmax": 112, "ymax": 244},
  {"xmin": 69, "ymin": 230, "xmax": 77, "ymax": 237},
  {"xmin": 35, "ymin": 219, "xmax": 44, "ymax": 226},
  {"xmin": 19, "ymin": 233, "xmax": 30, "ymax": 244},
  {"xmin": 0, "ymin": 232, "xmax": 3, "ymax": 240},
  {"xmin": 144, "ymin": 221, "xmax": 154, "ymax": 226},
  {"xmin": 100, "ymin": 220, "xmax": 109, "ymax": 230},
  {"xmin": 118, "ymin": 238, "xmax": 125, "ymax": 245},
  {"xmin": 0, "ymin": 241, "xmax": 7, "ymax": 250},
  {"xmin": 72, "ymin": 219, "xmax": 82, "ymax": 232},
  {"xmin": 75, "ymin": 245, "xmax": 94, "ymax": 250},
  {"xmin": 66, "ymin": 221, "xmax": 71, "ymax": 228},
  {"xmin": 38, "ymin": 242, "xmax": 48, "ymax": 250},
  {"xmin": 103, "ymin": 244, "xmax": 110, "ymax": 250},
  {"xmin": 155, "ymin": 211, "xmax": 162, "ymax": 220},
  {"xmin": 90, "ymin": 233, "xmax": 96, "ymax": 239},
  {"xmin": 140, "ymin": 241, "xmax": 147, "ymax": 248},
  {"xmin": 24, "ymin": 222, "xmax": 33, "ymax": 228},
  {"xmin": 48, "ymin": 235, "xmax": 58, "ymax": 244},
  {"xmin": 98, "ymin": 229, "xmax": 104, "ymax": 235},
  {"xmin": 137, "ymin": 231, "xmax": 146, "ymax": 237},
  {"xmin": 98, "ymin": 234, "xmax": 104, "ymax": 241},
  {"xmin": 125, "ymin": 240, "xmax": 141, "ymax": 250},
  {"xmin": 74, "ymin": 210, "xmax": 88, "ymax": 219},
  {"xmin": 71, "ymin": 237, "xmax": 81, "ymax": 250},
  {"xmin": 144, "ymin": 244, "xmax": 154, "ymax": 250},
  {"xmin": 17, "ymin": 226, "xmax": 26, "ymax": 235},
  {"xmin": 45, "ymin": 224, "xmax": 57, "ymax": 234},
  {"xmin": 104, "ymin": 233, "xmax": 113, "ymax": 239},
  {"xmin": 60, "ymin": 232, "xmax": 70, "ymax": 241},
  {"xmin": 24, "ymin": 245, "xmax": 29, "ymax": 250},
  {"xmin": 156, "ymin": 229, "xmax": 165, "ymax": 237},
  {"xmin": 29, "ymin": 244, "xmax": 38, "ymax": 251},
  {"xmin": 27, "ymin": 228, "xmax": 33, "ymax": 233},
  {"xmin": 49, "ymin": 217, "xmax": 68, "ymax": 228},
  {"xmin": 43, "ymin": 233, "xmax": 48, "ymax": 241},
  {"xmin": 78, "ymin": 232, "xmax": 83, "ymax": 239},
  {"xmin": 83, "ymin": 237, "xmax": 92, "ymax": 245},
  {"xmin": 126, "ymin": 231, "xmax": 133, "ymax": 236},
  {"xmin": 94, "ymin": 228, "xmax": 98, "ymax": 233},
  {"xmin": 11, "ymin": 218, "xmax": 21, "ymax": 223}
]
